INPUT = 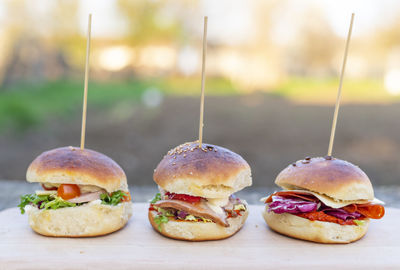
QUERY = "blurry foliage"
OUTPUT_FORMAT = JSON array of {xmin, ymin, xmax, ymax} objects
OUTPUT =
[
  {"xmin": 273, "ymin": 77, "xmax": 400, "ymax": 104},
  {"xmin": 0, "ymin": 77, "xmax": 237, "ymax": 132},
  {"xmin": 117, "ymin": 0, "xmax": 189, "ymax": 44}
]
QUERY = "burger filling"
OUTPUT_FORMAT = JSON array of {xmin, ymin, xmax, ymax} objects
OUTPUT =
[
  {"xmin": 18, "ymin": 183, "xmax": 131, "ymax": 214},
  {"xmin": 149, "ymin": 192, "xmax": 247, "ymax": 231},
  {"xmin": 263, "ymin": 191, "xmax": 385, "ymax": 225}
]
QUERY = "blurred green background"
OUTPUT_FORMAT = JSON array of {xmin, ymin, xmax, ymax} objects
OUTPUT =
[{"xmin": 1, "ymin": 0, "xmax": 400, "ymax": 189}]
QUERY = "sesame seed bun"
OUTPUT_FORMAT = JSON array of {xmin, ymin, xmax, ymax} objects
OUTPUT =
[
  {"xmin": 153, "ymin": 142, "xmax": 252, "ymax": 198},
  {"xmin": 26, "ymin": 201, "xmax": 132, "ymax": 237},
  {"xmin": 275, "ymin": 157, "xmax": 374, "ymax": 201},
  {"xmin": 148, "ymin": 208, "xmax": 248, "ymax": 241},
  {"xmin": 27, "ymin": 146, "xmax": 128, "ymax": 193},
  {"xmin": 262, "ymin": 206, "xmax": 369, "ymax": 244}
]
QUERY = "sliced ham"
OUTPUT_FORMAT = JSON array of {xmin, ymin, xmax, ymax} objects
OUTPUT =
[
  {"xmin": 153, "ymin": 200, "xmax": 229, "ymax": 227},
  {"xmin": 67, "ymin": 190, "xmax": 105, "ymax": 203},
  {"xmin": 264, "ymin": 191, "xmax": 319, "ymax": 203}
]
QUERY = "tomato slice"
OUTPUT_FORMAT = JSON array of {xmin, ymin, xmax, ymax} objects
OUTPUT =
[
  {"xmin": 166, "ymin": 192, "xmax": 202, "ymax": 203},
  {"xmin": 356, "ymin": 204, "xmax": 385, "ymax": 219},
  {"xmin": 57, "ymin": 184, "xmax": 81, "ymax": 200},
  {"xmin": 42, "ymin": 184, "xmax": 57, "ymax": 191},
  {"xmin": 296, "ymin": 211, "xmax": 358, "ymax": 225},
  {"xmin": 121, "ymin": 192, "xmax": 131, "ymax": 202}
]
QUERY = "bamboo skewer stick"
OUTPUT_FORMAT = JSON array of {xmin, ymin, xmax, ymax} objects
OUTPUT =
[
  {"xmin": 327, "ymin": 13, "xmax": 354, "ymax": 156},
  {"xmin": 198, "ymin": 16, "xmax": 208, "ymax": 148},
  {"xmin": 80, "ymin": 14, "xmax": 92, "ymax": 150}
]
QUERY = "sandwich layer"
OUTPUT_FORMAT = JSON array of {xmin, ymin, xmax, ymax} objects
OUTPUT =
[
  {"xmin": 27, "ymin": 146, "xmax": 128, "ymax": 193},
  {"xmin": 149, "ymin": 208, "xmax": 248, "ymax": 241},
  {"xmin": 275, "ymin": 157, "xmax": 374, "ymax": 201},
  {"xmin": 154, "ymin": 141, "xmax": 252, "ymax": 198},
  {"xmin": 25, "ymin": 201, "xmax": 132, "ymax": 237},
  {"xmin": 263, "ymin": 207, "xmax": 369, "ymax": 244}
]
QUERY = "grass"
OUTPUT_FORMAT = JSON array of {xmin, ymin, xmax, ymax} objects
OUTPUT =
[
  {"xmin": 0, "ymin": 77, "xmax": 237, "ymax": 131},
  {"xmin": 272, "ymin": 77, "xmax": 400, "ymax": 104},
  {"xmin": 1, "ymin": 76, "xmax": 399, "ymax": 132}
]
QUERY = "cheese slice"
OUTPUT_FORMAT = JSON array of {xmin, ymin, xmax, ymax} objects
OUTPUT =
[
  {"xmin": 35, "ymin": 190, "xmax": 57, "ymax": 196},
  {"xmin": 262, "ymin": 190, "xmax": 385, "ymax": 209},
  {"xmin": 206, "ymin": 197, "xmax": 229, "ymax": 215}
]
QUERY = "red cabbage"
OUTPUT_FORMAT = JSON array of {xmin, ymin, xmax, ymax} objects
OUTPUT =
[
  {"xmin": 176, "ymin": 210, "xmax": 188, "ymax": 219},
  {"xmin": 322, "ymin": 208, "xmax": 362, "ymax": 220},
  {"xmin": 267, "ymin": 196, "xmax": 363, "ymax": 221},
  {"xmin": 268, "ymin": 196, "xmax": 318, "ymax": 214}
]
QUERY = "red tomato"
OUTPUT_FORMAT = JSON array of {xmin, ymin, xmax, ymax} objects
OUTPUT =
[
  {"xmin": 121, "ymin": 192, "xmax": 131, "ymax": 202},
  {"xmin": 166, "ymin": 192, "xmax": 202, "ymax": 203},
  {"xmin": 57, "ymin": 184, "xmax": 81, "ymax": 200},
  {"xmin": 41, "ymin": 184, "xmax": 57, "ymax": 191}
]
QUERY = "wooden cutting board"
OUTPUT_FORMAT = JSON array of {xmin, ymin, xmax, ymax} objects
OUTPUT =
[{"xmin": 0, "ymin": 203, "xmax": 398, "ymax": 270}]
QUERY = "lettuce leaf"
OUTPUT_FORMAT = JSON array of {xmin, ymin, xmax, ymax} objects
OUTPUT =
[
  {"xmin": 150, "ymin": 193, "xmax": 162, "ymax": 204},
  {"xmin": 354, "ymin": 220, "xmax": 366, "ymax": 226},
  {"xmin": 153, "ymin": 215, "xmax": 169, "ymax": 231},
  {"xmin": 100, "ymin": 190, "xmax": 129, "ymax": 206},
  {"xmin": 18, "ymin": 194, "xmax": 76, "ymax": 214}
]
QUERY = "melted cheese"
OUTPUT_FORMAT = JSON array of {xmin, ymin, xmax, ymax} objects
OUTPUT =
[
  {"xmin": 263, "ymin": 190, "xmax": 385, "ymax": 209},
  {"xmin": 79, "ymin": 185, "xmax": 104, "ymax": 193},
  {"xmin": 206, "ymin": 198, "xmax": 229, "ymax": 215},
  {"xmin": 35, "ymin": 190, "xmax": 57, "ymax": 196}
]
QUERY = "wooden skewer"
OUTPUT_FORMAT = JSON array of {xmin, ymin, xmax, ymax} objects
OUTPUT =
[
  {"xmin": 80, "ymin": 14, "xmax": 92, "ymax": 150},
  {"xmin": 327, "ymin": 13, "xmax": 354, "ymax": 157},
  {"xmin": 198, "ymin": 16, "xmax": 208, "ymax": 148}
]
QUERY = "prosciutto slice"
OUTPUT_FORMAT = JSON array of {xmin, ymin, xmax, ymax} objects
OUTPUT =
[
  {"xmin": 67, "ymin": 190, "xmax": 105, "ymax": 203},
  {"xmin": 153, "ymin": 200, "xmax": 229, "ymax": 227}
]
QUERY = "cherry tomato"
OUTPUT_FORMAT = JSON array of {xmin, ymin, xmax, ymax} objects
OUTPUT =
[
  {"xmin": 57, "ymin": 184, "xmax": 81, "ymax": 200},
  {"xmin": 166, "ymin": 192, "xmax": 202, "ymax": 203},
  {"xmin": 41, "ymin": 184, "xmax": 57, "ymax": 191}
]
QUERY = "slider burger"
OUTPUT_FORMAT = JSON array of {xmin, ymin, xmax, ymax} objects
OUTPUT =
[
  {"xmin": 262, "ymin": 156, "xmax": 385, "ymax": 243},
  {"xmin": 149, "ymin": 141, "xmax": 252, "ymax": 241},
  {"xmin": 19, "ymin": 146, "xmax": 132, "ymax": 237}
]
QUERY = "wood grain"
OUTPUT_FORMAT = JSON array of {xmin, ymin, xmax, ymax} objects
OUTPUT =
[{"xmin": 0, "ymin": 204, "xmax": 398, "ymax": 269}]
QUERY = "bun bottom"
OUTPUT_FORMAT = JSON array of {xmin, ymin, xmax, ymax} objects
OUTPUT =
[
  {"xmin": 149, "ymin": 209, "xmax": 248, "ymax": 241},
  {"xmin": 262, "ymin": 207, "xmax": 369, "ymax": 244},
  {"xmin": 26, "ymin": 201, "xmax": 132, "ymax": 237}
]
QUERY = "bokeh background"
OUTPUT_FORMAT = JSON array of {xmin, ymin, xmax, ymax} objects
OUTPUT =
[{"xmin": 1, "ymin": 0, "xmax": 400, "ymax": 198}]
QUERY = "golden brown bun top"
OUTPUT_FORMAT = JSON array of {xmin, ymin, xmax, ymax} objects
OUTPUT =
[
  {"xmin": 275, "ymin": 157, "xmax": 374, "ymax": 201},
  {"xmin": 27, "ymin": 146, "xmax": 128, "ymax": 192},
  {"xmin": 153, "ymin": 141, "xmax": 252, "ymax": 198}
]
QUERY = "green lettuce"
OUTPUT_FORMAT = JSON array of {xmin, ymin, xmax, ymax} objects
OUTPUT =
[
  {"xmin": 18, "ymin": 194, "xmax": 76, "ymax": 214},
  {"xmin": 100, "ymin": 190, "xmax": 129, "ymax": 205},
  {"xmin": 150, "ymin": 193, "xmax": 173, "ymax": 231},
  {"xmin": 354, "ymin": 220, "xmax": 366, "ymax": 226},
  {"xmin": 150, "ymin": 193, "xmax": 162, "ymax": 204},
  {"xmin": 154, "ymin": 215, "xmax": 169, "ymax": 231}
]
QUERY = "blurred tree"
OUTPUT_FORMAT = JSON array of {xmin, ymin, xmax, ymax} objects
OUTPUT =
[
  {"xmin": 116, "ymin": 0, "xmax": 190, "ymax": 44},
  {"xmin": 286, "ymin": 8, "xmax": 340, "ymax": 77},
  {"xmin": 0, "ymin": 0, "xmax": 81, "ymax": 87}
]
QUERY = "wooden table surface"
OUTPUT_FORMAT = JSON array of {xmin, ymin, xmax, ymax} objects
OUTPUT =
[{"xmin": 0, "ymin": 203, "xmax": 399, "ymax": 270}]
